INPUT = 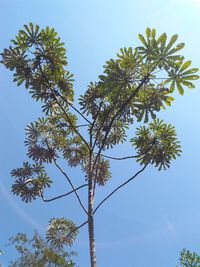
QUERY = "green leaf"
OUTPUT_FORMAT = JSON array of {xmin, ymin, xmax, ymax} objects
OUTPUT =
[
  {"xmin": 183, "ymin": 75, "xmax": 199, "ymax": 80},
  {"xmin": 160, "ymin": 33, "xmax": 167, "ymax": 51},
  {"xmin": 179, "ymin": 60, "xmax": 191, "ymax": 72},
  {"xmin": 166, "ymin": 96, "xmax": 175, "ymax": 101},
  {"xmin": 151, "ymin": 28, "xmax": 156, "ymax": 38},
  {"xmin": 165, "ymin": 34, "xmax": 178, "ymax": 52},
  {"xmin": 177, "ymin": 81, "xmax": 184, "ymax": 95},
  {"xmin": 181, "ymin": 80, "xmax": 195, "ymax": 89},
  {"xmin": 138, "ymin": 34, "xmax": 147, "ymax": 47},
  {"xmin": 17, "ymin": 79, "xmax": 25, "ymax": 86},
  {"xmin": 168, "ymin": 43, "xmax": 185, "ymax": 55},
  {"xmin": 146, "ymin": 27, "xmax": 151, "ymax": 38},
  {"xmin": 169, "ymin": 80, "xmax": 175, "ymax": 92},
  {"xmin": 181, "ymin": 68, "xmax": 199, "ymax": 76}
]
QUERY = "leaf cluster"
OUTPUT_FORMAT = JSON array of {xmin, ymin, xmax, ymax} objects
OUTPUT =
[
  {"xmin": 1, "ymin": 23, "xmax": 74, "ymax": 114},
  {"xmin": 131, "ymin": 119, "xmax": 181, "ymax": 170},
  {"xmin": 8, "ymin": 231, "xmax": 76, "ymax": 267},
  {"xmin": 46, "ymin": 218, "xmax": 78, "ymax": 248},
  {"xmin": 179, "ymin": 249, "xmax": 200, "ymax": 267},
  {"xmin": 11, "ymin": 162, "xmax": 52, "ymax": 202}
]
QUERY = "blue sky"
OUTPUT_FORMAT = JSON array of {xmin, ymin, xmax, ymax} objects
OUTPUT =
[{"xmin": 0, "ymin": 0, "xmax": 200, "ymax": 266}]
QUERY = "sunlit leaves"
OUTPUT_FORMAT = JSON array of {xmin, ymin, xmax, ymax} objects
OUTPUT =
[
  {"xmin": 11, "ymin": 162, "xmax": 52, "ymax": 203},
  {"xmin": 132, "ymin": 84, "xmax": 174, "ymax": 123},
  {"xmin": 164, "ymin": 60, "xmax": 199, "ymax": 95},
  {"xmin": 131, "ymin": 119, "xmax": 181, "ymax": 170},
  {"xmin": 1, "ymin": 22, "xmax": 74, "ymax": 106},
  {"xmin": 179, "ymin": 249, "xmax": 200, "ymax": 267},
  {"xmin": 46, "ymin": 218, "xmax": 78, "ymax": 248},
  {"xmin": 137, "ymin": 27, "xmax": 185, "ymax": 69}
]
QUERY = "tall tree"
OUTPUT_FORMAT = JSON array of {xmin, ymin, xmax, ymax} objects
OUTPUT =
[
  {"xmin": 5, "ymin": 231, "xmax": 76, "ymax": 267},
  {"xmin": 1, "ymin": 24, "xmax": 199, "ymax": 267}
]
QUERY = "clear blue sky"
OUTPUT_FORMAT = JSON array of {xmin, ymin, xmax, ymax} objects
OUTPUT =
[{"xmin": 0, "ymin": 0, "xmax": 200, "ymax": 266}]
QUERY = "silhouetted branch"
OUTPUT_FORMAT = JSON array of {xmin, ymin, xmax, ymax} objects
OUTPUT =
[
  {"xmin": 93, "ymin": 162, "xmax": 149, "ymax": 214},
  {"xmin": 57, "ymin": 91, "xmax": 92, "ymax": 124},
  {"xmin": 41, "ymin": 184, "xmax": 88, "ymax": 202},
  {"xmin": 66, "ymin": 220, "xmax": 88, "ymax": 239},
  {"xmin": 93, "ymin": 76, "xmax": 150, "ymax": 171},
  {"xmin": 50, "ymin": 88, "xmax": 91, "ymax": 151},
  {"xmin": 38, "ymin": 62, "xmax": 90, "ymax": 151},
  {"xmin": 98, "ymin": 138, "xmax": 156, "ymax": 160},
  {"xmin": 53, "ymin": 159, "xmax": 88, "ymax": 215}
]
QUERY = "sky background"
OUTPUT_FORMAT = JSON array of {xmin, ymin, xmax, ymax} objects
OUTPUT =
[{"xmin": 0, "ymin": 0, "xmax": 200, "ymax": 266}]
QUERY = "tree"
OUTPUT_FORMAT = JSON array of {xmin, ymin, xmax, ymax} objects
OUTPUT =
[
  {"xmin": 1, "ymin": 23, "xmax": 199, "ymax": 267},
  {"xmin": 178, "ymin": 249, "xmax": 200, "ymax": 267},
  {"xmin": 5, "ymin": 231, "xmax": 76, "ymax": 267}
]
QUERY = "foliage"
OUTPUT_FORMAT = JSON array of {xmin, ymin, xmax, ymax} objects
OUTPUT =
[
  {"xmin": 178, "ymin": 249, "xmax": 200, "ymax": 267},
  {"xmin": 131, "ymin": 119, "xmax": 181, "ymax": 170},
  {"xmin": 11, "ymin": 161, "xmax": 52, "ymax": 203},
  {"xmin": 7, "ymin": 231, "xmax": 76, "ymax": 267},
  {"xmin": 1, "ymin": 23, "xmax": 199, "ymax": 266},
  {"xmin": 46, "ymin": 218, "xmax": 78, "ymax": 248}
]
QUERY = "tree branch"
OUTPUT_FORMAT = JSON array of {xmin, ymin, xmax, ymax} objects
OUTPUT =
[
  {"xmin": 50, "ymin": 88, "xmax": 91, "ymax": 151},
  {"xmin": 38, "ymin": 62, "xmax": 90, "ymax": 151},
  {"xmin": 41, "ymin": 184, "xmax": 88, "ymax": 202},
  {"xmin": 93, "ymin": 76, "xmax": 150, "ymax": 171},
  {"xmin": 57, "ymin": 91, "xmax": 92, "ymax": 125},
  {"xmin": 53, "ymin": 158, "xmax": 88, "ymax": 215},
  {"xmin": 93, "ymin": 162, "xmax": 149, "ymax": 214},
  {"xmin": 98, "ymin": 137, "xmax": 156, "ymax": 161},
  {"xmin": 66, "ymin": 220, "xmax": 88, "ymax": 239}
]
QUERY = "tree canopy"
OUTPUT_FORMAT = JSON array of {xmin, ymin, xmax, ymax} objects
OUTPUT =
[{"xmin": 1, "ymin": 23, "xmax": 199, "ymax": 267}]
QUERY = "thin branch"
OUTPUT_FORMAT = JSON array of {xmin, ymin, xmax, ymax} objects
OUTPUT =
[
  {"xmin": 53, "ymin": 159, "xmax": 88, "ymax": 215},
  {"xmin": 97, "ymin": 138, "xmax": 156, "ymax": 160},
  {"xmin": 151, "ymin": 77, "xmax": 168, "ymax": 80},
  {"xmin": 38, "ymin": 62, "xmax": 90, "ymax": 151},
  {"xmin": 66, "ymin": 220, "xmax": 88, "ymax": 239},
  {"xmin": 57, "ymin": 91, "xmax": 92, "ymax": 124},
  {"xmin": 45, "ymin": 140, "xmax": 88, "ymax": 215},
  {"xmin": 151, "ymin": 68, "xmax": 165, "ymax": 75},
  {"xmin": 41, "ymin": 184, "xmax": 88, "ymax": 202},
  {"xmin": 93, "ymin": 162, "xmax": 149, "ymax": 214},
  {"xmin": 90, "ymin": 102, "xmax": 103, "ymax": 136},
  {"xmin": 93, "ymin": 76, "xmax": 150, "ymax": 171},
  {"xmin": 50, "ymin": 88, "xmax": 91, "ymax": 151},
  {"xmin": 76, "ymin": 124, "xmax": 90, "ymax": 128}
]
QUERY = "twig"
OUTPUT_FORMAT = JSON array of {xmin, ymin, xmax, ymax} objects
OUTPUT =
[
  {"xmin": 41, "ymin": 184, "xmax": 88, "ymax": 202},
  {"xmin": 93, "ymin": 162, "xmax": 149, "ymax": 214}
]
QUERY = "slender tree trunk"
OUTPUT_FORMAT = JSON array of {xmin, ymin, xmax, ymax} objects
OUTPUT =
[{"xmin": 88, "ymin": 181, "xmax": 97, "ymax": 267}]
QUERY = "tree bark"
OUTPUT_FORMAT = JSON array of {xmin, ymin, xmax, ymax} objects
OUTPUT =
[
  {"xmin": 88, "ymin": 181, "xmax": 97, "ymax": 267},
  {"xmin": 88, "ymin": 212, "xmax": 97, "ymax": 267}
]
